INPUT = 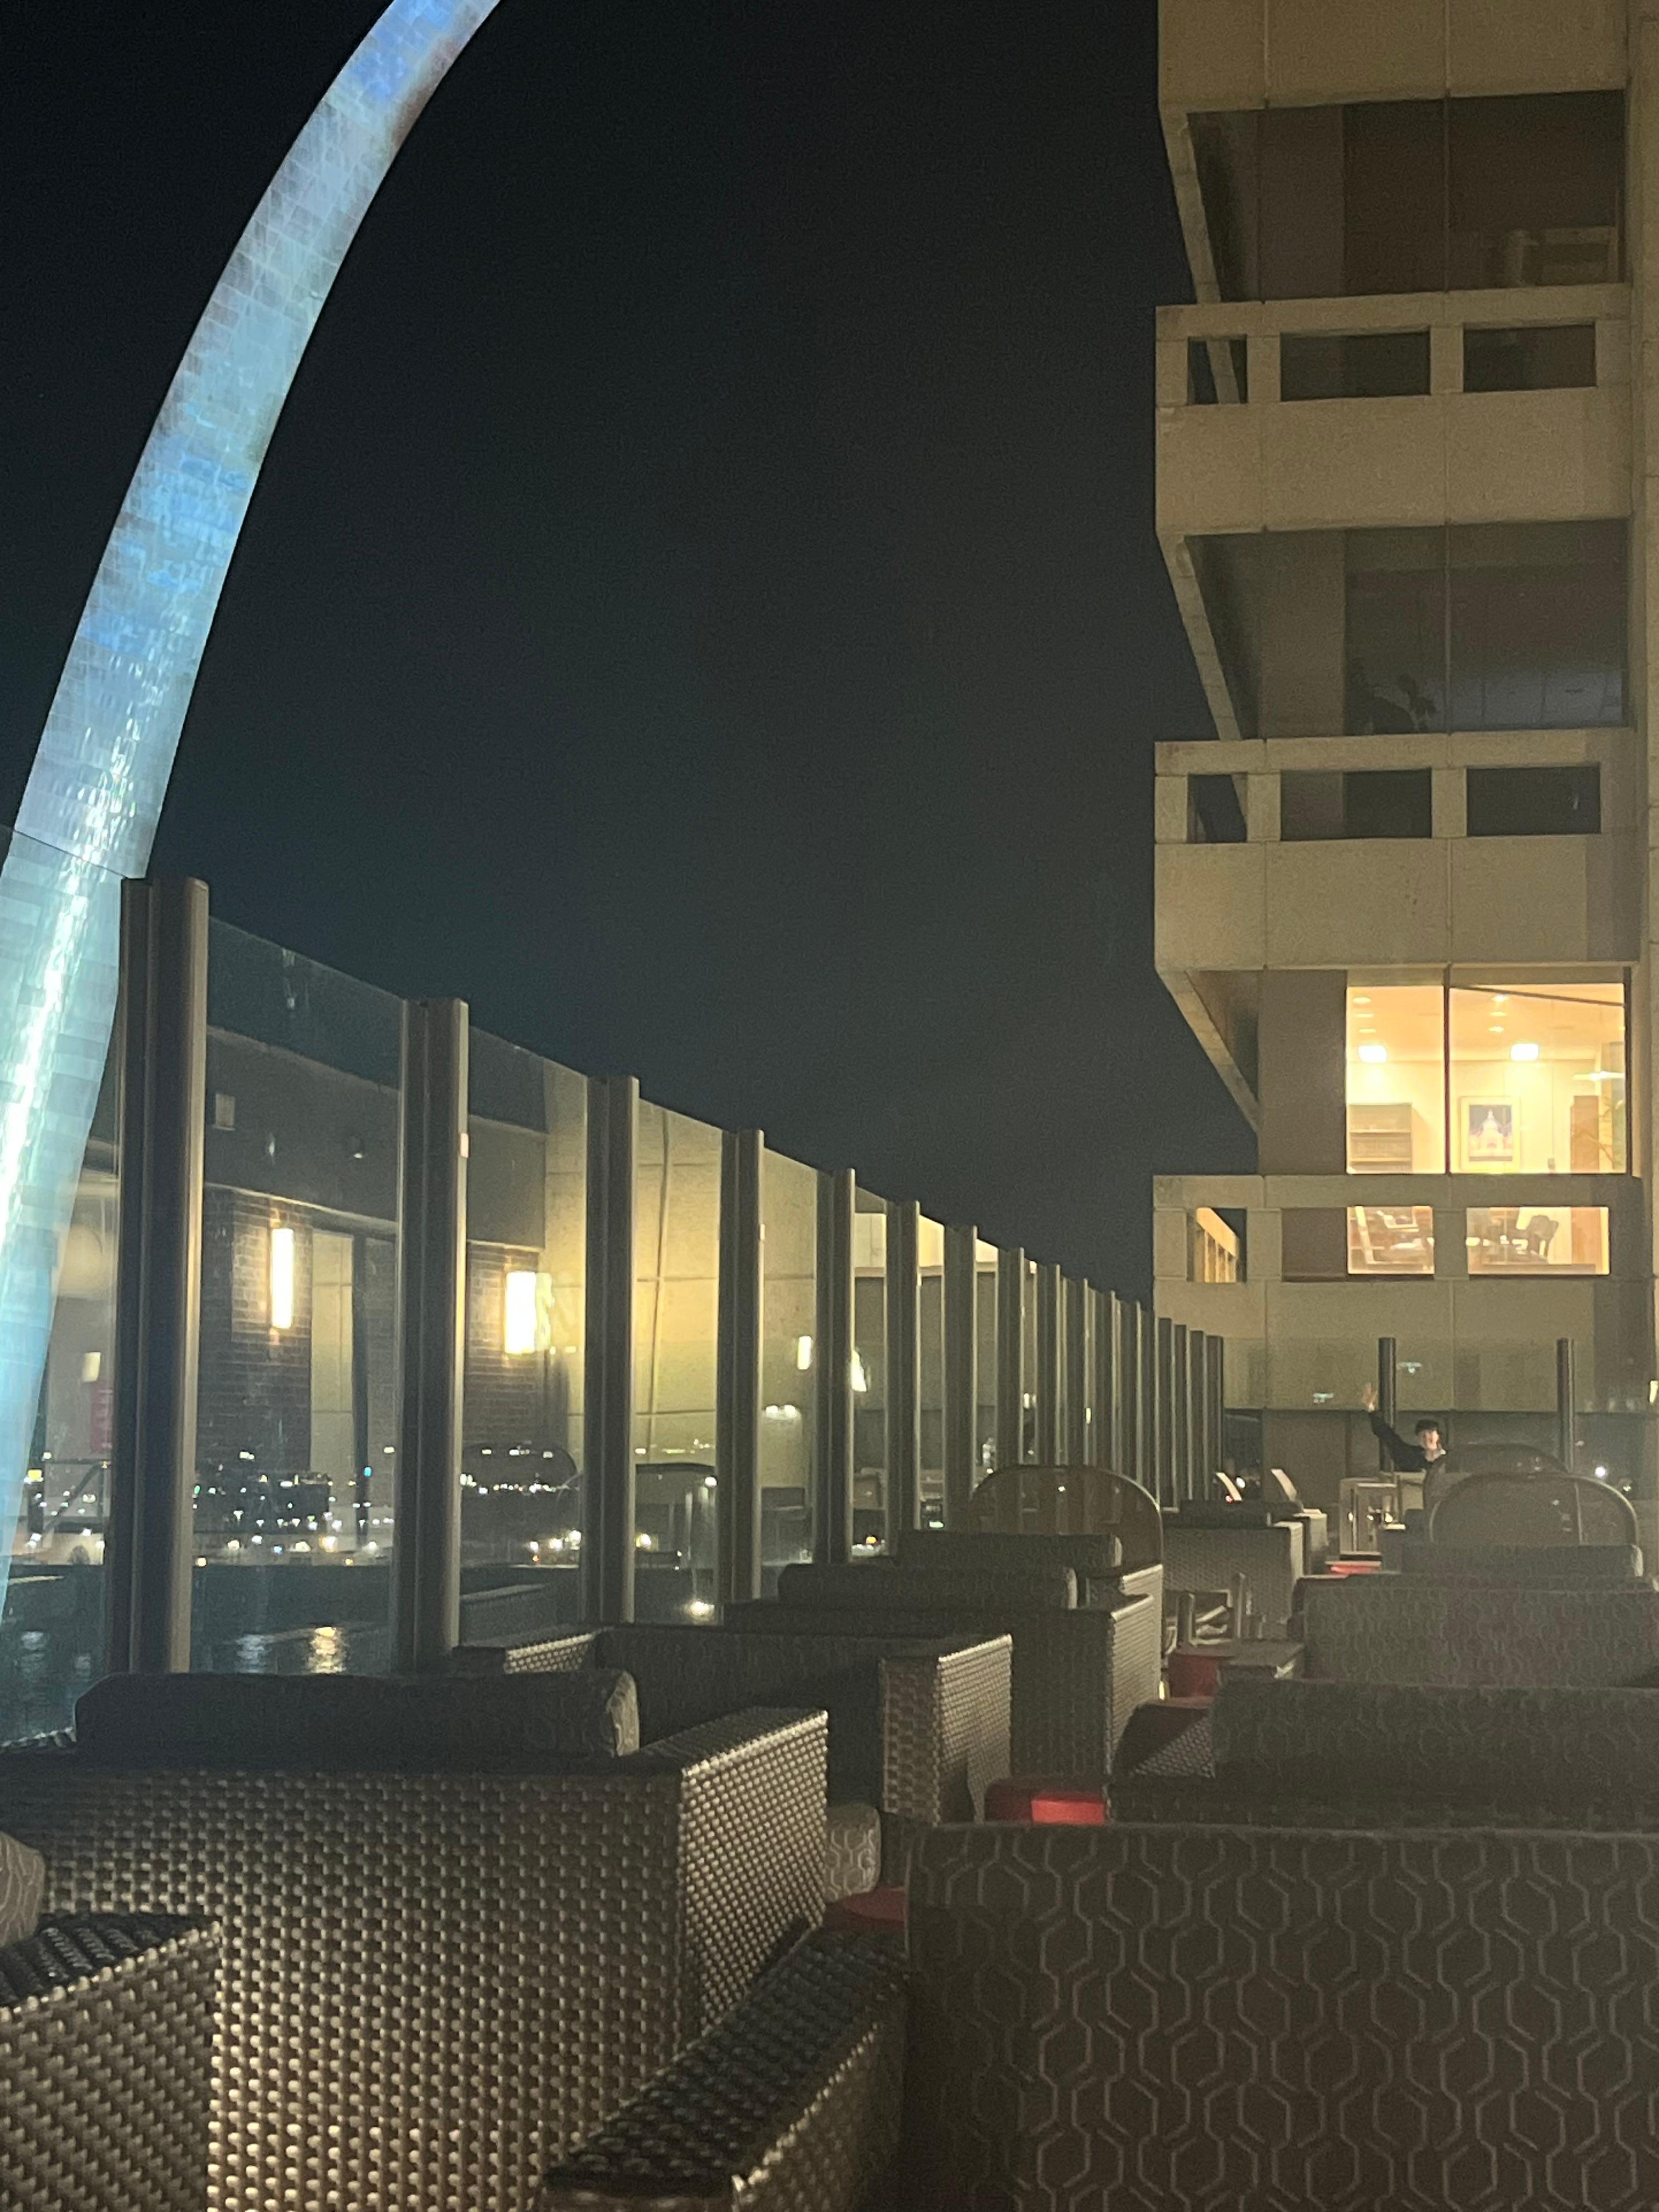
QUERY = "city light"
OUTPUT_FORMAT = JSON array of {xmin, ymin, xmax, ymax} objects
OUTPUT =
[{"xmin": 504, "ymin": 1270, "xmax": 538, "ymax": 1355}]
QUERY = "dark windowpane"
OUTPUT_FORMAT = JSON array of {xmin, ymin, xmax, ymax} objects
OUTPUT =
[
  {"xmin": 1281, "ymin": 330, "xmax": 1430, "ymax": 401},
  {"xmin": 1282, "ymin": 770, "xmax": 1431, "ymax": 840},
  {"xmin": 1449, "ymin": 522, "xmax": 1626, "ymax": 731},
  {"xmin": 1189, "ymin": 774, "xmax": 1248, "ymax": 843},
  {"xmin": 1465, "ymin": 765, "xmax": 1601, "ymax": 837},
  {"xmin": 1345, "ymin": 530, "xmax": 1447, "ymax": 735},
  {"xmin": 1344, "ymin": 103, "xmax": 1447, "ymax": 296},
  {"xmin": 1448, "ymin": 92, "xmax": 1623, "ymax": 289},
  {"xmin": 1281, "ymin": 1209, "xmax": 1349, "ymax": 1284},
  {"xmin": 1463, "ymin": 323, "xmax": 1596, "ymax": 392}
]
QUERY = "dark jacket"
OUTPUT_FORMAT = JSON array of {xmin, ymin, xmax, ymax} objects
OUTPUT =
[{"xmin": 1368, "ymin": 1409, "xmax": 1446, "ymax": 1476}]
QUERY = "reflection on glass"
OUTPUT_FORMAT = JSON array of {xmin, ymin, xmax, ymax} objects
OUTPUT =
[
  {"xmin": 852, "ymin": 1191, "xmax": 888, "ymax": 1551},
  {"xmin": 1346, "ymin": 984, "xmax": 1446, "ymax": 1174},
  {"xmin": 634, "ymin": 1104, "xmax": 721, "ymax": 1620},
  {"xmin": 761, "ymin": 1151, "xmax": 817, "ymax": 1588},
  {"xmin": 1450, "ymin": 981, "xmax": 1625, "ymax": 1175},
  {"xmin": 462, "ymin": 1031, "xmax": 586, "ymax": 1621},
  {"xmin": 919, "ymin": 1217, "xmax": 945, "ymax": 1525},
  {"xmin": 1348, "ymin": 1207, "xmax": 1435, "ymax": 1276},
  {"xmin": 193, "ymin": 922, "xmax": 403, "ymax": 1678},
  {"xmin": 0, "ymin": 1045, "xmax": 119, "ymax": 1741},
  {"xmin": 1466, "ymin": 1206, "xmax": 1609, "ymax": 1276}
]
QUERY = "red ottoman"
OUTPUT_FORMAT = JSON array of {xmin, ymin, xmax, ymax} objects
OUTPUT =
[
  {"xmin": 985, "ymin": 1777, "xmax": 1108, "ymax": 1826},
  {"xmin": 1166, "ymin": 1649, "xmax": 1221, "ymax": 1701},
  {"xmin": 823, "ymin": 1885, "xmax": 907, "ymax": 1936}
]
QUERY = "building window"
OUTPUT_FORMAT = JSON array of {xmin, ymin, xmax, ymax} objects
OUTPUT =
[
  {"xmin": 1280, "ymin": 330, "xmax": 1430, "ymax": 402},
  {"xmin": 1190, "ymin": 1207, "xmax": 1243, "ymax": 1283},
  {"xmin": 1465, "ymin": 765, "xmax": 1600, "ymax": 838},
  {"xmin": 1189, "ymin": 93, "xmax": 1622, "ymax": 304},
  {"xmin": 1449, "ymin": 980, "xmax": 1625, "ymax": 1174},
  {"xmin": 1466, "ymin": 1206, "xmax": 1609, "ymax": 1275},
  {"xmin": 1348, "ymin": 1206, "xmax": 1435, "ymax": 1276},
  {"xmin": 1282, "ymin": 769, "xmax": 1432, "ymax": 841},
  {"xmin": 1346, "ymin": 983, "xmax": 1446, "ymax": 1175},
  {"xmin": 1463, "ymin": 324, "xmax": 1596, "ymax": 393}
]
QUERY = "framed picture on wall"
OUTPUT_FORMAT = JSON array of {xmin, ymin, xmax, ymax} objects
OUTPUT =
[{"xmin": 1463, "ymin": 1098, "xmax": 1516, "ymax": 1169}]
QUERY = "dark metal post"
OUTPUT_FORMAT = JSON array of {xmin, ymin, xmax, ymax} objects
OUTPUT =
[
  {"xmin": 1154, "ymin": 1316, "xmax": 1176, "ymax": 1508},
  {"xmin": 717, "ymin": 1130, "xmax": 763, "ymax": 1607},
  {"xmin": 1556, "ymin": 1337, "xmax": 1577, "ymax": 1473},
  {"xmin": 1170, "ymin": 1322, "xmax": 1190, "ymax": 1503},
  {"xmin": 941, "ymin": 1224, "xmax": 978, "ymax": 1525},
  {"xmin": 1034, "ymin": 1262, "xmax": 1061, "ymax": 1462},
  {"xmin": 815, "ymin": 1169, "xmax": 855, "ymax": 1562},
  {"xmin": 1122, "ymin": 1300, "xmax": 1146, "ymax": 1488},
  {"xmin": 1086, "ymin": 1287, "xmax": 1110, "ymax": 1467},
  {"xmin": 582, "ymin": 1075, "xmax": 638, "ymax": 1622},
  {"xmin": 392, "ymin": 998, "xmax": 469, "ymax": 1673},
  {"xmin": 108, "ymin": 877, "xmax": 208, "ymax": 1676},
  {"xmin": 1205, "ymin": 1333, "xmax": 1226, "ymax": 1481},
  {"xmin": 885, "ymin": 1198, "xmax": 921, "ymax": 1538},
  {"xmin": 1376, "ymin": 1335, "xmax": 1397, "ymax": 1472},
  {"xmin": 1064, "ymin": 1278, "xmax": 1090, "ymax": 1464},
  {"xmin": 995, "ymin": 1246, "xmax": 1025, "ymax": 1468}
]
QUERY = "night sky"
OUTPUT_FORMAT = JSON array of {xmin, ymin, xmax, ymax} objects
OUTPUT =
[{"xmin": 1, "ymin": 0, "xmax": 1250, "ymax": 1293}]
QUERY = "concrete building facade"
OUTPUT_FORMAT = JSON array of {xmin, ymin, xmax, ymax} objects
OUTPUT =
[{"xmin": 1152, "ymin": 1, "xmax": 1659, "ymax": 1519}]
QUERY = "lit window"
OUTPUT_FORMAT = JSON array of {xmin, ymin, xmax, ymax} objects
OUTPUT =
[
  {"xmin": 1348, "ymin": 1207, "xmax": 1435, "ymax": 1276},
  {"xmin": 269, "ymin": 1226, "xmax": 295, "ymax": 1331},
  {"xmin": 1451, "ymin": 980, "xmax": 1624, "ymax": 1174},
  {"xmin": 1346, "ymin": 983, "xmax": 1445, "ymax": 1173},
  {"xmin": 1466, "ymin": 1207, "xmax": 1609, "ymax": 1275},
  {"xmin": 504, "ymin": 1269, "xmax": 538, "ymax": 1356}
]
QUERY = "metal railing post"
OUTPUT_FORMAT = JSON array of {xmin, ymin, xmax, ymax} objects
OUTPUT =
[
  {"xmin": 582, "ymin": 1075, "xmax": 638, "ymax": 1622},
  {"xmin": 1034, "ymin": 1262, "xmax": 1062, "ymax": 1463},
  {"xmin": 1556, "ymin": 1337, "xmax": 1577, "ymax": 1474},
  {"xmin": 1154, "ymin": 1316, "xmax": 1176, "ymax": 1508},
  {"xmin": 1088, "ymin": 1286, "xmax": 1114, "ymax": 1469},
  {"xmin": 815, "ymin": 1169, "xmax": 855, "ymax": 1562},
  {"xmin": 941, "ymin": 1224, "xmax": 978, "ymax": 1524},
  {"xmin": 885, "ymin": 1198, "xmax": 921, "ymax": 1539},
  {"xmin": 392, "ymin": 997, "xmax": 468, "ymax": 1673},
  {"xmin": 1376, "ymin": 1335, "xmax": 1397, "ymax": 1473},
  {"xmin": 1064, "ymin": 1277, "xmax": 1090, "ymax": 1464},
  {"xmin": 717, "ymin": 1130, "xmax": 763, "ymax": 1607},
  {"xmin": 108, "ymin": 876, "xmax": 208, "ymax": 1676}
]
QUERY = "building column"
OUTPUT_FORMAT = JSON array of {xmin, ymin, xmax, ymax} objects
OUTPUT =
[
  {"xmin": 108, "ymin": 877, "xmax": 209, "ymax": 1677},
  {"xmin": 392, "ymin": 997, "xmax": 469, "ymax": 1672},
  {"xmin": 716, "ymin": 1130, "xmax": 763, "ymax": 1607}
]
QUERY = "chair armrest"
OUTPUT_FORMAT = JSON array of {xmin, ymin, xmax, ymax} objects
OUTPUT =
[
  {"xmin": 451, "ymin": 1630, "xmax": 601, "ymax": 1675},
  {"xmin": 0, "ymin": 1914, "xmax": 217, "ymax": 2212},
  {"xmin": 538, "ymin": 1933, "xmax": 906, "ymax": 2210}
]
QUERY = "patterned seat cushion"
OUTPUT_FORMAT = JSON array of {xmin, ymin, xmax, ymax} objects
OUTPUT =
[
  {"xmin": 824, "ymin": 1802, "xmax": 882, "ymax": 1901},
  {"xmin": 1130, "ymin": 1712, "xmax": 1215, "ymax": 1781},
  {"xmin": 73, "ymin": 1668, "xmax": 641, "ymax": 1770},
  {"xmin": 1400, "ymin": 1542, "xmax": 1645, "ymax": 1586},
  {"xmin": 1299, "ymin": 1576, "xmax": 1659, "ymax": 1686},
  {"xmin": 0, "ymin": 1830, "xmax": 43, "ymax": 1946}
]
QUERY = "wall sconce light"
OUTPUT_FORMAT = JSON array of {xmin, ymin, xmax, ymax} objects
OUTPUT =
[
  {"xmin": 270, "ymin": 1226, "xmax": 295, "ymax": 1331},
  {"xmin": 504, "ymin": 1269, "xmax": 538, "ymax": 1356}
]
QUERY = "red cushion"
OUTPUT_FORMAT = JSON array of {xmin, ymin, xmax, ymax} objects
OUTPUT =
[
  {"xmin": 1166, "ymin": 1650, "xmax": 1221, "ymax": 1701},
  {"xmin": 823, "ymin": 1885, "xmax": 906, "ymax": 1934},
  {"xmin": 985, "ymin": 1776, "xmax": 1108, "ymax": 1826},
  {"xmin": 1326, "ymin": 1559, "xmax": 1381, "ymax": 1577}
]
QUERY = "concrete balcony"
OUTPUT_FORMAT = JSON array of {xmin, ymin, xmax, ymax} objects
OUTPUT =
[
  {"xmin": 1159, "ymin": 0, "xmax": 1623, "ymax": 115},
  {"xmin": 1156, "ymin": 291, "xmax": 1629, "ymax": 541}
]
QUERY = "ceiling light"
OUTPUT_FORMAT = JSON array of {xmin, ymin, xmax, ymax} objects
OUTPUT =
[
  {"xmin": 269, "ymin": 1226, "xmax": 295, "ymax": 1331},
  {"xmin": 1511, "ymin": 1042, "xmax": 1539, "ymax": 1063},
  {"xmin": 504, "ymin": 1270, "xmax": 537, "ymax": 1355},
  {"xmin": 1358, "ymin": 1043, "xmax": 1387, "ymax": 1065}
]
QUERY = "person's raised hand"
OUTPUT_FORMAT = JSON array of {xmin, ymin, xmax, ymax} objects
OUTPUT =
[{"xmin": 1361, "ymin": 1381, "xmax": 1377, "ymax": 1413}]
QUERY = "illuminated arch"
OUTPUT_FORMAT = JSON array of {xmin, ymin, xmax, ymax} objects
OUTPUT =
[{"xmin": 0, "ymin": 0, "xmax": 501, "ymax": 1602}]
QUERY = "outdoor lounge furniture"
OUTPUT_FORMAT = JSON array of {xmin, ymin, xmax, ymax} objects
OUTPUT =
[
  {"xmin": 1, "ymin": 1669, "xmax": 827, "ymax": 2212},
  {"xmin": 895, "ymin": 1523, "xmax": 1164, "ymax": 1617},
  {"xmin": 1295, "ymin": 1568, "xmax": 1659, "ymax": 1685},
  {"xmin": 0, "ymin": 1827, "xmax": 216, "ymax": 2212},
  {"xmin": 539, "ymin": 1818, "xmax": 1659, "ymax": 2210},
  {"xmin": 738, "ymin": 1557, "xmax": 1161, "ymax": 1772},
  {"xmin": 1163, "ymin": 1507, "xmax": 1308, "ymax": 1636},
  {"xmin": 455, "ymin": 1619, "xmax": 1013, "ymax": 1891},
  {"xmin": 1429, "ymin": 1467, "xmax": 1642, "ymax": 1548}
]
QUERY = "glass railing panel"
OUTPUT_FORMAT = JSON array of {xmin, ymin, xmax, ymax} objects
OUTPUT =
[
  {"xmin": 919, "ymin": 1216, "xmax": 945, "ymax": 1526},
  {"xmin": 193, "ymin": 919, "xmax": 402, "ymax": 1677},
  {"xmin": 462, "ymin": 1029, "xmax": 586, "ymax": 1637},
  {"xmin": 634, "ymin": 1102, "xmax": 720, "ymax": 1620},
  {"xmin": 853, "ymin": 1189, "xmax": 888, "ymax": 1551},
  {"xmin": 760, "ymin": 1149, "xmax": 816, "ymax": 1591}
]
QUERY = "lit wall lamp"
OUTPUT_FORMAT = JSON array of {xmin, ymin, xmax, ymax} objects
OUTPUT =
[
  {"xmin": 269, "ymin": 1226, "xmax": 295, "ymax": 1331},
  {"xmin": 504, "ymin": 1269, "xmax": 538, "ymax": 1356}
]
